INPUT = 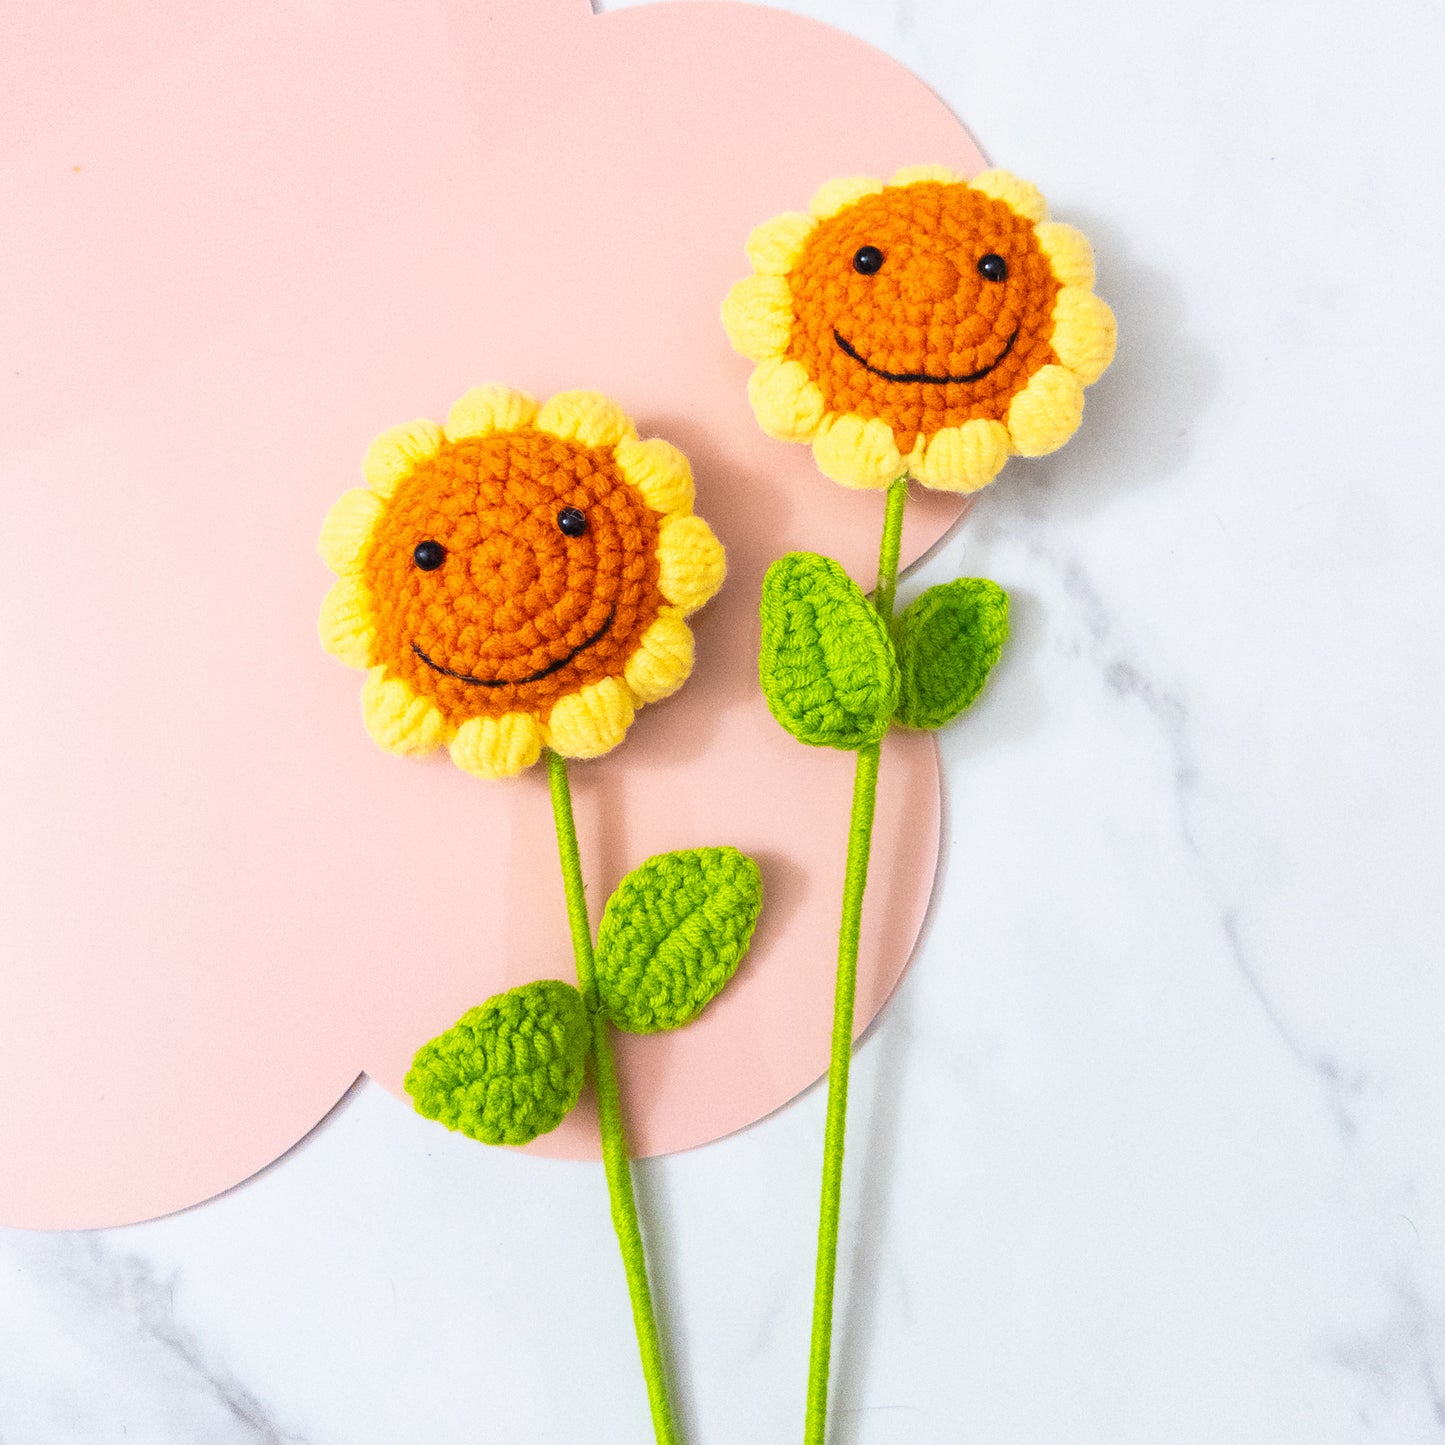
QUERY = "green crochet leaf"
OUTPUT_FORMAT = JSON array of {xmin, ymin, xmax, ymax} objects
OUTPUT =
[
  {"xmin": 759, "ymin": 551, "xmax": 900, "ymax": 749},
  {"xmin": 404, "ymin": 979, "xmax": 591, "ymax": 1146},
  {"xmin": 595, "ymin": 847, "xmax": 763, "ymax": 1033},
  {"xmin": 893, "ymin": 578, "xmax": 1009, "ymax": 731}
]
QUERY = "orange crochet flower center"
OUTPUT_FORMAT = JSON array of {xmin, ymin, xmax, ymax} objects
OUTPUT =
[
  {"xmin": 363, "ymin": 430, "xmax": 662, "ymax": 724},
  {"xmin": 787, "ymin": 182, "xmax": 1061, "ymax": 450}
]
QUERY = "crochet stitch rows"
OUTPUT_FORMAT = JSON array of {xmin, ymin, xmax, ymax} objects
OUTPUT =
[
  {"xmin": 364, "ymin": 431, "xmax": 663, "ymax": 725},
  {"xmin": 317, "ymin": 386, "xmax": 727, "ymax": 776},
  {"xmin": 722, "ymin": 167, "xmax": 1116, "ymax": 492},
  {"xmin": 786, "ymin": 181, "xmax": 1061, "ymax": 449},
  {"xmin": 405, "ymin": 979, "xmax": 590, "ymax": 1147},
  {"xmin": 595, "ymin": 847, "xmax": 763, "ymax": 1033}
]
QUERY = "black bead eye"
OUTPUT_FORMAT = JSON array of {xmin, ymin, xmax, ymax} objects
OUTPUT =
[
  {"xmin": 557, "ymin": 506, "xmax": 587, "ymax": 538},
  {"xmin": 977, "ymin": 253, "xmax": 1008, "ymax": 282},
  {"xmin": 412, "ymin": 540, "xmax": 446, "ymax": 571},
  {"xmin": 852, "ymin": 245, "xmax": 884, "ymax": 275}
]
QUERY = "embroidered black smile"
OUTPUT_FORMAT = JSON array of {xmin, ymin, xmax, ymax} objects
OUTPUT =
[
  {"xmin": 412, "ymin": 609, "xmax": 615, "ymax": 688},
  {"xmin": 832, "ymin": 325, "xmax": 1019, "ymax": 384}
]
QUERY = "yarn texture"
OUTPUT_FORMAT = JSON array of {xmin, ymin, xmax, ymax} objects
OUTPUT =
[
  {"xmin": 404, "ymin": 979, "xmax": 590, "ymax": 1146},
  {"xmin": 318, "ymin": 386, "xmax": 725, "ymax": 778},
  {"xmin": 759, "ymin": 552, "xmax": 900, "ymax": 749},
  {"xmin": 722, "ymin": 166, "xmax": 1116, "ymax": 492},
  {"xmin": 726, "ymin": 165, "xmax": 1106, "ymax": 1445},
  {"xmin": 546, "ymin": 750, "xmax": 681, "ymax": 1443},
  {"xmin": 595, "ymin": 848, "xmax": 763, "ymax": 1033},
  {"xmin": 894, "ymin": 578, "xmax": 1010, "ymax": 730}
]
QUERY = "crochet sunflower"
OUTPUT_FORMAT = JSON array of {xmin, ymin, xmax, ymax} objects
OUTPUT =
[
  {"xmin": 318, "ymin": 386, "xmax": 724, "ymax": 778},
  {"xmin": 725, "ymin": 168, "xmax": 1117, "ymax": 1445},
  {"xmin": 723, "ymin": 164, "xmax": 1115, "ymax": 491},
  {"xmin": 317, "ymin": 387, "xmax": 753, "ymax": 1445}
]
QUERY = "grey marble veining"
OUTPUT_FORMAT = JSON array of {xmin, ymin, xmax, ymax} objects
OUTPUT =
[{"xmin": 2, "ymin": 1234, "xmax": 310, "ymax": 1443}]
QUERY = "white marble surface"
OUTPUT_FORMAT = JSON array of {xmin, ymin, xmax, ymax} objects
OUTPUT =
[{"xmin": 6, "ymin": 0, "xmax": 1445, "ymax": 1439}]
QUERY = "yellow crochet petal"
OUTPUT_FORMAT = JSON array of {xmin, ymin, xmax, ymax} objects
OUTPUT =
[
  {"xmin": 613, "ymin": 437, "xmax": 695, "ymax": 517},
  {"xmin": 1051, "ymin": 288, "xmax": 1117, "ymax": 385},
  {"xmin": 809, "ymin": 175, "xmax": 885, "ymax": 220},
  {"xmin": 657, "ymin": 515, "xmax": 726, "ymax": 613},
  {"xmin": 545, "ymin": 676, "xmax": 635, "ymax": 760},
  {"xmin": 1034, "ymin": 221, "xmax": 1096, "ymax": 290},
  {"xmin": 747, "ymin": 358, "xmax": 827, "ymax": 442},
  {"xmin": 968, "ymin": 169, "xmax": 1048, "ymax": 224},
  {"xmin": 721, "ymin": 275, "xmax": 794, "ymax": 361},
  {"xmin": 444, "ymin": 385, "xmax": 539, "ymax": 442},
  {"xmin": 904, "ymin": 433, "xmax": 928, "ymax": 473},
  {"xmin": 535, "ymin": 391, "xmax": 637, "ymax": 450},
  {"xmin": 1006, "ymin": 364, "xmax": 1086, "ymax": 457},
  {"xmin": 623, "ymin": 608, "xmax": 695, "ymax": 704},
  {"xmin": 914, "ymin": 419, "xmax": 1011, "ymax": 493},
  {"xmin": 890, "ymin": 163, "xmax": 962, "ymax": 187},
  {"xmin": 317, "ymin": 487, "xmax": 383, "ymax": 575},
  {"xmin": 744, "ymin": 211, "xmax": 817, "ymax": 276},
  {"xmin": 317, "ymin": 578, "xmax": 375, "ymax": 669},
  {"xmin": 449, "ymin": 712, "xmax": 543, "ymax": 780},
  {"xmin": 363, "ymin": 419, "xmax": 445, "ymax": 497},
  {"xmin": 360, "ymin": 668, "xmax": 449, "ymax": 756},
  {"xmin": 812, "ymin": 413, "xmax": 903, "ymax": 490}
]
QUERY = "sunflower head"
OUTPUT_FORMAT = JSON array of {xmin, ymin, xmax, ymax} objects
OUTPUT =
[
  {"xmin": 318, "ymin": 387, "xmax": 725, "ymax": 779},
  {"xmin": 722, "ymin": 165, "xmax": 1116, "ymax": 492}
]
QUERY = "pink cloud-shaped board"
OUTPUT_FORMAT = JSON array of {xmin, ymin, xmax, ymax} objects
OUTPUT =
[{"xmin": 0, "ymin": 0, "xmax": 984, "ymax": 1227}]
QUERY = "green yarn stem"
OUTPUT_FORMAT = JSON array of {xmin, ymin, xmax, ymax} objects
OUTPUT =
[
  {"xmin": 546, "ymin": 749, "xmax": 682, "ymax": 1445},
  {"xmin": 804, "ymin": 474, "xmax": 908, "ymax": 1445},
  {"xmin": 871, "ymin": 474, "xmax": 908, "ymax": 625}
]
